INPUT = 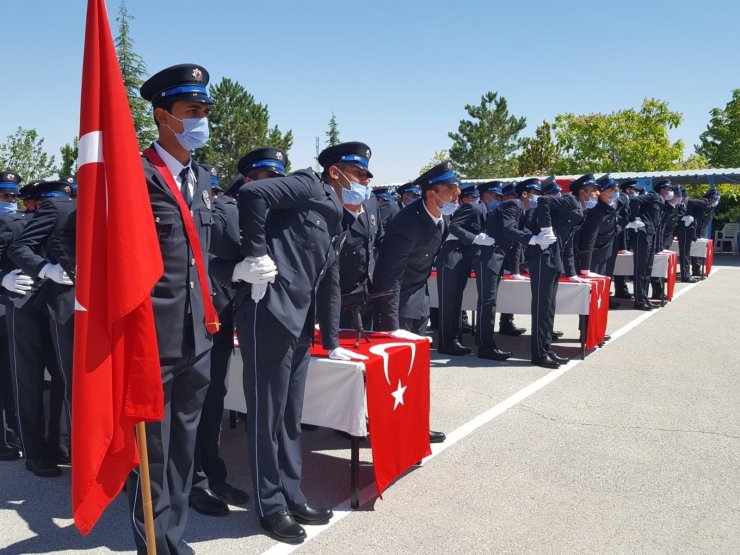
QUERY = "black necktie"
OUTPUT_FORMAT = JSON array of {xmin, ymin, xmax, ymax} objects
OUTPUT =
[
  {"xmin": 437, "ymin": 221, "xmax": 443, "ymax": 233},
  {"xmin": 179, "ymin": 167, "xmax": 192, "ymax": 207}
]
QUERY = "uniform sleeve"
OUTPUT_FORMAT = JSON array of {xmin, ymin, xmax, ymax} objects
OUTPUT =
[
  {"xmin": 448, "ymin": 204, "xmax": 478, "ymax": 245},
  {"xmin": 210, "ymin": 197, "xmax": 241, "ymax": 260},
  {"xmin": 0, "ymin": 219, "xmax": 15, "ymax": 281},
  {"xmin": 316, "ymin": 254, "xmax": 341, "ymax": 350},
  {"xmin": 499, "ymin": 202, "xmax": 533, "ymax": 246},
  {"xmin": 576, "ymin": 205, "xmax": 604, "ymax": 272},
  {"xmin": 8, "ymin": 202, "xmax": 58, "ymax": 276}
]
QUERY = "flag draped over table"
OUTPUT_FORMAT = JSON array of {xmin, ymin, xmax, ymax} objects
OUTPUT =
[{"xmin": 72, "ymin": 0, "xmax": 164, "ymax": 535}]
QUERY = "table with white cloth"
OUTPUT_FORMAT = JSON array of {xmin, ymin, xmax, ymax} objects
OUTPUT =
[
  {"xmin": 613, "ymin": 250, "xmax": 678, "ymax": 303},
  {"xmin": 670, "ymin": 237, "xmax": 714, "ymax": 276}
]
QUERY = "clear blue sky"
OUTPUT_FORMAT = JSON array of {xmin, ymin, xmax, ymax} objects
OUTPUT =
[{"xmin": 3, "ymin": 0, "xmax": 739, "ymax": 183}]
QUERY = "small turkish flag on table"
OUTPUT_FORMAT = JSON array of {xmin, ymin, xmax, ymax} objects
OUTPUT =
[{"xmin": 313, "ymin": 330, "xmax": 431, "ymax": 497}]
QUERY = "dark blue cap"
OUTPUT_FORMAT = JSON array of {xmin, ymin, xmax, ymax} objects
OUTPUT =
[
  {"xmin": 501, "ymin": 182, "xmax": 517, "ymax": 197},
  {"xmin": 515, "ymin": 177, "xmax": 542, "ymax": 196},
  {"xmin": 372, "ymin": 186, "xmax": 396, "ymax": 201},
  {"xmin": 704, "ymin": 189, "xmax": 720, "ymax": 199},
  {"xmin": 140, "ymin": 64, "xmax": 214, "ymax": 107},
  {"xmin": 414, "ymin": 160, "xmax": 458, "ymax": 189},
  {"xmin": 36, "ymin": 180, "xmax": 72, "ymax": 198},
  {"xmin": 20, "ymin": 180, "xmax": 42, "ymax": 200},
  {"xmin": 318, "ymin": 141, "xmax": 373, "ymax": 178},
  {"xmin": 478, "ymin": 180, "xmax": 503, "ymax": 195},
  {"xmin": 596, "ymin": 174, "xmax": 618, "ymax": 192},
  {"xmin": 653, "ymin": 178, "xmax": 671, "ymax": 192},
  {"xmin": 202, "ymin": 164, "xmax": 222, "ymax": 188},
  {"xmin": 570, "ymin": 173, "xmax": 597, "ymax": 196},
  {"xmin": 540, "ymin": 176, "xmax": 562, "ymax": 195},
  {"xmin": 0, "ymin": 172, "xmax": 21, "ymax": 193},
  {"xmin": 398, "ymin": 182, "xmax": 421, "ymax": 196},
  {"xmin": 460, "ymin": 184, "xmax": 480, "ymax": 198},
  {"xmin": 238, "ymin": 147, "xmax": 288, "ymax": 177},
  {"xmin": 620, "ymin": 179, "xmax": 638, "ymax": 191},
  {"xmin": 680, "ymin": 188, "xmax": 688, "ymax": 196}
]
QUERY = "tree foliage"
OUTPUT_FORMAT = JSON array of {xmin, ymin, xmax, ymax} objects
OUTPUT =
[
  {"xmin": 325, "ymin": 112, "xmax": 340, "ymax": 146},
  {"xmin": 517, "ymin": 120, "xmax": 560, "ymax": 176},
  {"xmin": 696, "ymin": 89, "xmax": 740, "ymax": 168},
  {"xmin": 419, "ymin": 149, "xmax": 449, "ymax": 175},
  {"xmin": 448, "ymin": 91, "xmax": 526, "ymax": 178},
  {"xmin": 551, "ymin": 98, "xmax": 685, "ymax": 174},
  {"xmin": 115, "ymin": 0, "xmax": 156, "ymax": 149},
  {"xmin": 199, "ymin": 78, "xmax": 293, "ymax": 179},
  {"xmin": 0, "ymin": 127, "xmax": 57, "ymax": 181},
  {"xmin": 59, "ymin": 137, "xmax": 79, "ymax": 177}
]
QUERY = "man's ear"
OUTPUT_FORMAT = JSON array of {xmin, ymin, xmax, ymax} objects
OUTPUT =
[{"xmin": 153, "ymin": 106, "xmax": 168, "ymax": 127}]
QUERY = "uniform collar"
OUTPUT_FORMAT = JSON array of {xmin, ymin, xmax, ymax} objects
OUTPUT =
[
  {"xmin": 153, "ymin": 141, "xmax": 191, "ymax": 180},
  {"xmin": 422, "ymin": 199, "xmax": 443, "ymax": 226}
]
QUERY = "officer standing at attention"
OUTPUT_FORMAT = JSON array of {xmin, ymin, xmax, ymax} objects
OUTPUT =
[
  {"xmin": 233, "ymin": 141, "xmax": 365, "ymax": 544},
  {"xmin": 690, "ymin": 189, "xmax": 720, "ymax": 277},
  {"xmin": 373, "ymin": 186, "xmax": 399, "ymax": 227},
  {"xmin": 436, "ymin": 184, "xmax": 492, "ymax": 355},
  {"xmin": 318, "ymin": 142, "xmax": 384, "ymax": 331},
  {"xmin": 396, "ymin": 182, "xmax": 422, "ymax": 209},
  {"xmin": 0, "ymin": 172, "xmax": 30, "ymax": 462},
  {"xmin": 576, "ymin": 174, "xmax": 619, "ymax": 277},
  {"xmin": 130, "ymin": 63, "xmax": 219, "ymax": 554},
  {"xmin": 9, "ymin": 179, "xmax": 76, "ymax": 474},
  {"xmin": 524, "ymin": 176, "xmax": 587, "ymax": 368},
  {"xmin": 676, "ymin": 188, "xmax": 703, "ymax": 282},
  {"xmin": 607, "ymin": 180, "xmax": 633, "ymax": 299},
  {"xmin": 374, "ymin": 160, "xmax": 462, "ymax": 444}
]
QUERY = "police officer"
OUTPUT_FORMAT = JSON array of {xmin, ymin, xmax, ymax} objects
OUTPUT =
[
  {"xmin": 233, "ymin": 142, "xmax": 363, "ymax": 544},
  {"xmin": 650, "ymin": 186, "xmax": 682, "ymax": 298},
  {"xmin": 128, "ymin": 63, "xmax": 219, "ymax": 554},
  {"xmin": 9, "ymin": 179, "xmax": 76, "ymax": 475},
  {"xmin": 690, "ymin": 189, "xmax": 720, "ymax": 277},
  {"xmin": 436, "ymin": 184, "xmax": 491, "ymax": 355},
  {"xmin": 676, "ymin": 188, "xmax": 705, "ymax": 282},
  {"xmin": 0, "ymin": 172, "xmax": 28, "ymax": 461},
  {"xmin": 373, "ymin": 186, "xmax": 399, "ymax": 227},
  {"xmin": 607, "ymin": 180, "xmax": 633, "ymax": 299},
  {"xmin": 576, "ymin": 174, "xmax": 619, "ymax": 277},
  {"xmin": 320, "ymin": 142, "xmax": 384, "ymax": 332},
  {"xmin": 203, "ymin": 164, "xmax": 223, "ymax": 200},
  {"xmin": 397, "ymin": 182, "xmax": 421, "ymax": 209},
  {"xmin": 541, "ymin": 176, "xmax": 563, "ymax": 197}
]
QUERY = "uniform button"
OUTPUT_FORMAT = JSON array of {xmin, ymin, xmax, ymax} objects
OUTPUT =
[
  {"xmin": 316, "ymin": 220, "xmax": 321, "ymax": 225},
  {"xmin": 425, "ymin": 253, "xmax": 429, "ymax": 257},
  {"xmin": 190, "ymin": 258, "xmax": 195, "ymax": 266},
  {"xmin": 190, "ymin": 281, "xmax": 195, "ymax": 289},
  {"xmin": 155, "ymin": 217, "xmax": 160, "ymax": 223}
]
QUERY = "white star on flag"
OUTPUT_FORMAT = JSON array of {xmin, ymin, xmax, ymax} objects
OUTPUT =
[{"xmin": 391, "ymin": 380, "xmax": 407, "ymax": 410}]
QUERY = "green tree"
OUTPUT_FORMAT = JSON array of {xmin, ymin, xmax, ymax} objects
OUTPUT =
[
  {"xmin": 0, "ymin": 127, "xmax": 57, "ymax": 181},
  {"xmin": 115, "ymin": 0, "xmax": 156, "ymax": 149},
  {"xmin": 59, "ymin": 137, "xmax": 79, "ymax": 177},
  {"xmin": 199, "ymin": 77, "xmax": 293, "ymax": 179},
  {"xmin": 551, "ymin": 98, "xmax": 685, "ymax": 174},
  {"xmin": 325, "ymin": 112, "xmax": 340, "ymax": 146},
  {"xmin": 448, "ymin": 91, "xmax": 526, "ymax": 178},
  {"xmin": 517, "ymin": 120, "xmax": 560, "ymax": 176},
  {"xmin": 696, "ymin": 89, "xmax": 740, "ymax": 168},
  {"xmin": 419, "ymin": 149, "xmax": 449, "ymax": 174}
]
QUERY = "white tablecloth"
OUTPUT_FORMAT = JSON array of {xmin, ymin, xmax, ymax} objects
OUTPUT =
[
  {"xmin": 428, "ymin": 276, "xmax": 591, "ymax": 314},
  {"xmin": 670, "ymin": 238, "xmax": 710, "ymax": 257},
  {"xmin": 613, "ymin": 251, "xmax": 672, "ymax": 278},
  {"xmin": 224, "ymin": 351, "xmax": 368, "ymax": 436}
]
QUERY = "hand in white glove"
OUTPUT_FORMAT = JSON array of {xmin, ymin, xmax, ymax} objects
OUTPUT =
[
  {"xmin": 1, "ymin": 269, "xmax": 34, "ymax": 295},
  {"xmin": 39, "ymin": 263, "xmax": 73, "ymax": 285},
  {"xmin": 535, "ymin": 233, "xmax": 557, "ymax": 250},
  {"xmin": 472, "ymin": 232, "xmax": 495, "ymax": 246},
  {"xmin": 625, "ymin": 218, "xmax": 646, "ymax": 232},
  {"xmin": 579, "ymin": 270, "xmax": 602, "ymax": 278},
  {"xmin": 511, "ymin": 273, "xmax": 527, "ymax": 280},
  {"xmin": 251, "ymin": 282, "xmax": 268, "ymax": 303},
  {"xmin": 681, "ymin": 215, "xmax": 694, "ymax": 226},
  {"xmin": 568, "ymin": 275, "xmax": 588, "ymax": 283},
  {"xmin": 390, "ymin": 329, "xmax": 433, "ymax": 343},
  {"xmin": 329, "ymin": 347, "xmax": 369, "ymax": 361},
  {"xmin": 232, "ymin": 255, "xmax": 278, "ymax": 284}
]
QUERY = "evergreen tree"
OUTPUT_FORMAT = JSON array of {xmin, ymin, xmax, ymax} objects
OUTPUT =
[
  {"xmin": 59, "ymin": 137, "xmax": 79, "ymax": 177},
  {"xmin": 448, "ymin": 91, "xmax": 526, "ymax": 178},
  {"xmin": 419, "ymin": 149, "xmax": 450, "ymax": 174},
  {"xmin": 517, "ymin": 121, "xmax": 560, "ymax": 176},
  {"xmin": 325, "ymin": 112, "xmax": 340, "ymax": 146},
  {"xmin": 115, "ymin": 0, "xmax": 156, "ymax": 149}
]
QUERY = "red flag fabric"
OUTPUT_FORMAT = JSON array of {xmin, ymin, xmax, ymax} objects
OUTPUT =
[
  {"xmin": 666, "ymin": 251, "xmax": 678, "ymax": 301},
  {"xmin": 72, "ymin": 0, "xmax": 164, "ymax": 535},
  {"xmin": 579, "ymin": 275, "xmax": 611, "ymax": 349},
  {"xmin": 312, "ymin": 330, "xmax": 431, "ymax": 497}
]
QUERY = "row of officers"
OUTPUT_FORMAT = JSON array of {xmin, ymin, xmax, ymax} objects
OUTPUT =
[{"xmin": 0, "ymin": 62, "xmax": 722, "ymax": 553}]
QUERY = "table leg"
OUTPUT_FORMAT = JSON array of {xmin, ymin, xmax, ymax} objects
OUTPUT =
[
  {"xmin": 660, "ymin": 279, "xmax": 665, "ymax": 307},
  {"xmin": 579, "ymin": 315, "xmax": 587, "ymax": 360},
  {"xmin": 351, "ymin": 435, "xmax": 360, "ymax": 509}
]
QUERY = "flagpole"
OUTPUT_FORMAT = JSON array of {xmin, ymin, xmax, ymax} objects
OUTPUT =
[{"xmin": 135, "ymin": 422, "xmax": 157, "ymax": 555}]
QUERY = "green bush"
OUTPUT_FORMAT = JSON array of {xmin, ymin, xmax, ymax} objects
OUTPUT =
[{"xmin": 685, "ymin": 184, "xmax": 740, "ymax": 224}]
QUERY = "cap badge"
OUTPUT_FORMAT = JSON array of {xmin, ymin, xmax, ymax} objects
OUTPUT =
[
  {"xmin": 209, "ymin": 167, "xmax": 217, "ymax": 177},
  {"xmin": 447, "ymin": 161, "xmax": 452, "ymax": 170},
  {"xmin": 365, "ymin": 149, "xmax": 371, "ymax": 158},
  {"xmin": 276, "ymin": 152, "xmax": 283, "ymax": 161},
  {"xmin": 192, "ymin": 68, "xmax": 203, "ymax": 82}
]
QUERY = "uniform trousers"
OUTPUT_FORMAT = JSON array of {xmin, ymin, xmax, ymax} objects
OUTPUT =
[
  {"xmin": 527, "ymin": 248, "xmax": 560, "ymax": 361},
  {"xmin": 609, "ymin": 231, "xmax": 629, "ymax": 295},
  {"xmin": 474, "ymin": 247, "xmax": 505, "ymax": 348},
  {"xmin": 399, "ymin": 315, "xmax": 429, "ymax": 337},
  {"xmin": 0, "ymin": 315, "xmax": 17, "ymax": 445},
  {"xmin": 234, "ymin": 300, "xmax": 311, "ymax": 518},
  {"xmin": 126, "ymin": 333, "xmax": 210, "ymax": 555},
  {"xmin": 436, "ymin": 241, "xmax": 472, "ymax": 350},
  {"xmin": 7, "ymin": 302, "xmax": 70, "ymax": 461},
  {"xmin": 676, "ymin": 223, "xmax": 693, "ymax": 279},
  {"xmin": 631, "ymin": 231, "xmax": 656, "ymax": 305},
  {"xmin": 192, "ymin": 304, "xmax": 234, "ymax": 491}
]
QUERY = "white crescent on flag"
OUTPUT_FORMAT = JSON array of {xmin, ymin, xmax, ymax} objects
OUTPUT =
[{"xmin": 368, "ymin": 342, "xmax": 417, "ymax": 386}]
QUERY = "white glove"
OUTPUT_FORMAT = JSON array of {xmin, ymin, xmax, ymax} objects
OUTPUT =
[
  {"xmin": 2, "ymin": 269, "xmax": 34, "ymax": 295},
  {"xmin": 390, "ymin": 329, "xmax": 433, "ymax": 343},
  {"xmin": 232, "ymin": 255, "xmax": 278, "ymax": 284},
  {"xmin": 625, "ymin": 218, "xmax": 646, "ymax": 232},
  {"xmin": 534, "ymin": 231, "xmax": 557, "ymax": 250},
  {"xmin": 38, "ymin": 263, "xmax": 73, "ymax": 285},
  {"xmin": 511, "ymin": 273, "xmax": 527, "ymax": 280},
  {"xmin": 251, "ymin": 282, "xmax": 268, "ymax": 303},
  {"xmin": 568, "ymin": 275, "xmax": 588, "ymax": 283},
  {"xmin": 579, "ymin": 270, "xmax": 602, "ymax": 278},
  {"xmin": 329, "ymin": 347, "xmax": 369, "ymax": 361},
  {"xmin": 472, "ymin": 233, "xmax": 495, "ymax": 246},
  {"xmin": 681, "ymin": 215, "xmax": 694, "ymax": 226}
]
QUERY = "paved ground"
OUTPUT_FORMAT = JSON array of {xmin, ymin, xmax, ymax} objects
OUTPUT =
[{"xmin": 2, "ymin": 256, "xmax": 739, "ymax": 554}]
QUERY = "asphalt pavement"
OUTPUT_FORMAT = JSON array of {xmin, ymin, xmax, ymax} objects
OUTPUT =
[{"xmin": 2, "ymin": 256, "xmax": 739, "ymax": 554}]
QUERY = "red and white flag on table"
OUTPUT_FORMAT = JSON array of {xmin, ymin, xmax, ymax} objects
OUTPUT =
[{"xmin": 72, "ymin": 0, "xmax": 164, "ymax": 535}]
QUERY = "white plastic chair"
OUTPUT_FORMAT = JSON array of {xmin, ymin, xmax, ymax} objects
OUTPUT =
[{"xmin": 713, "ymin": 223, "xmax": 740, "ymax": 253}]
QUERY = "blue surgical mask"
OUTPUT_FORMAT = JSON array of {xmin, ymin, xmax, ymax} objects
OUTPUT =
[
  {"xmin": 584, "ymin": 198, "xmax": 597, "ymax": 209},
  {"xmin": 629, "ymin": 192, "xmax": 638, "ymax": 199},
  {"xmin": 609, "ymin": 192, "xmax": 619, "ymax": 203},
  {"xmin": 487, "ymin": 199, "xmax": 501, "ymax": 212},
  {"xmin": 433, "ymin": 192, "xmax": 459, "ymax": 216},
  {"xmin": 663, "ymin": 190, "xmax": 674, "ymax": 201},
  {"xmin": 711, "ymin": 199, "xmax": 719, "ymax": 208},
  {"xmin": 168, "ymin": 114, "xmax": 210, "ymax": 151},
  {"xmin": 0, "ymin": 201, "xmax": 17, "ymax": 215},
  {"xmin": 527, "ymin": 194, "xmax": 539, "ymax": 208},
  {"xmin": 338, "ymin": 169, "xmax": 368, "ymax": 205},
  {"xmin": 470, "ymin": 198, "xmax": 480, "ymax": 204}
]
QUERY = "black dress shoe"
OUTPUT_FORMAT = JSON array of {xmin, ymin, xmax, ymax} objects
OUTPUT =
[
  {"xmin": 681, "ymin": 277, "xmax": 697, "ymax": 283},
  {"xmin": 429, "ymin": 430, "xmax": 446, "ymax": 443},
  {"xmin": 608, "ymin": 299, "xmax": 619, "ymax": 309},
  {"xmin": 532, "ymin": 355, "xmax": 560, "ymax": 369},
  {"xmin": 289, "ymin": 503, "xmax": 333, "ymax": 525},
  {"xmin": 50, "ymin": 453, "xmax": 71, "ymax": 466},
  {"xmin": 499, "ymin": 325, "xmax": 526, "ymax": 336},
  {"xmin": 547, "ymin": 351, "xmax": 570, "ymax": 364},
  {"xmin": 648, "ymin": 300, "xmax": 662, "ymax": 308},
  {"xmin": 602, "ymin": 334, "xmax": 611, "ymax": 342},
  {"xmin": 25, "ymin": 459, "xmax": 62, "ymax": 477},
  {"xmin": 0, "ymin": 444, "xmax": 21, "ymax": 461},
  {"xmin": 551, "ymin": 330, "xmax": 564, "ymax": 338},
  {"xmin": 260, "ymin": 509, "xmax": 306, "ymax": 544},
  {"xmin": 634, "ymin": 302, "xmax": 654, "ymax": 311},
  {"xmin": 478, "ymin": 346, "xmax": 512, "ymax": 361},
  {"xmin": 189, "ymin": 488, "xmax": 229, "ymax": 516},
  {"xmin": 210, "ymin": 482, "xmax": 249, "ymax": 505},
  {"xmin": 437, "ymin": 340, "xmax": 472, "ymax": 356},
  {"xmin": 614, "ymin": 291, "xmax": 633, "ymax": 299}
]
